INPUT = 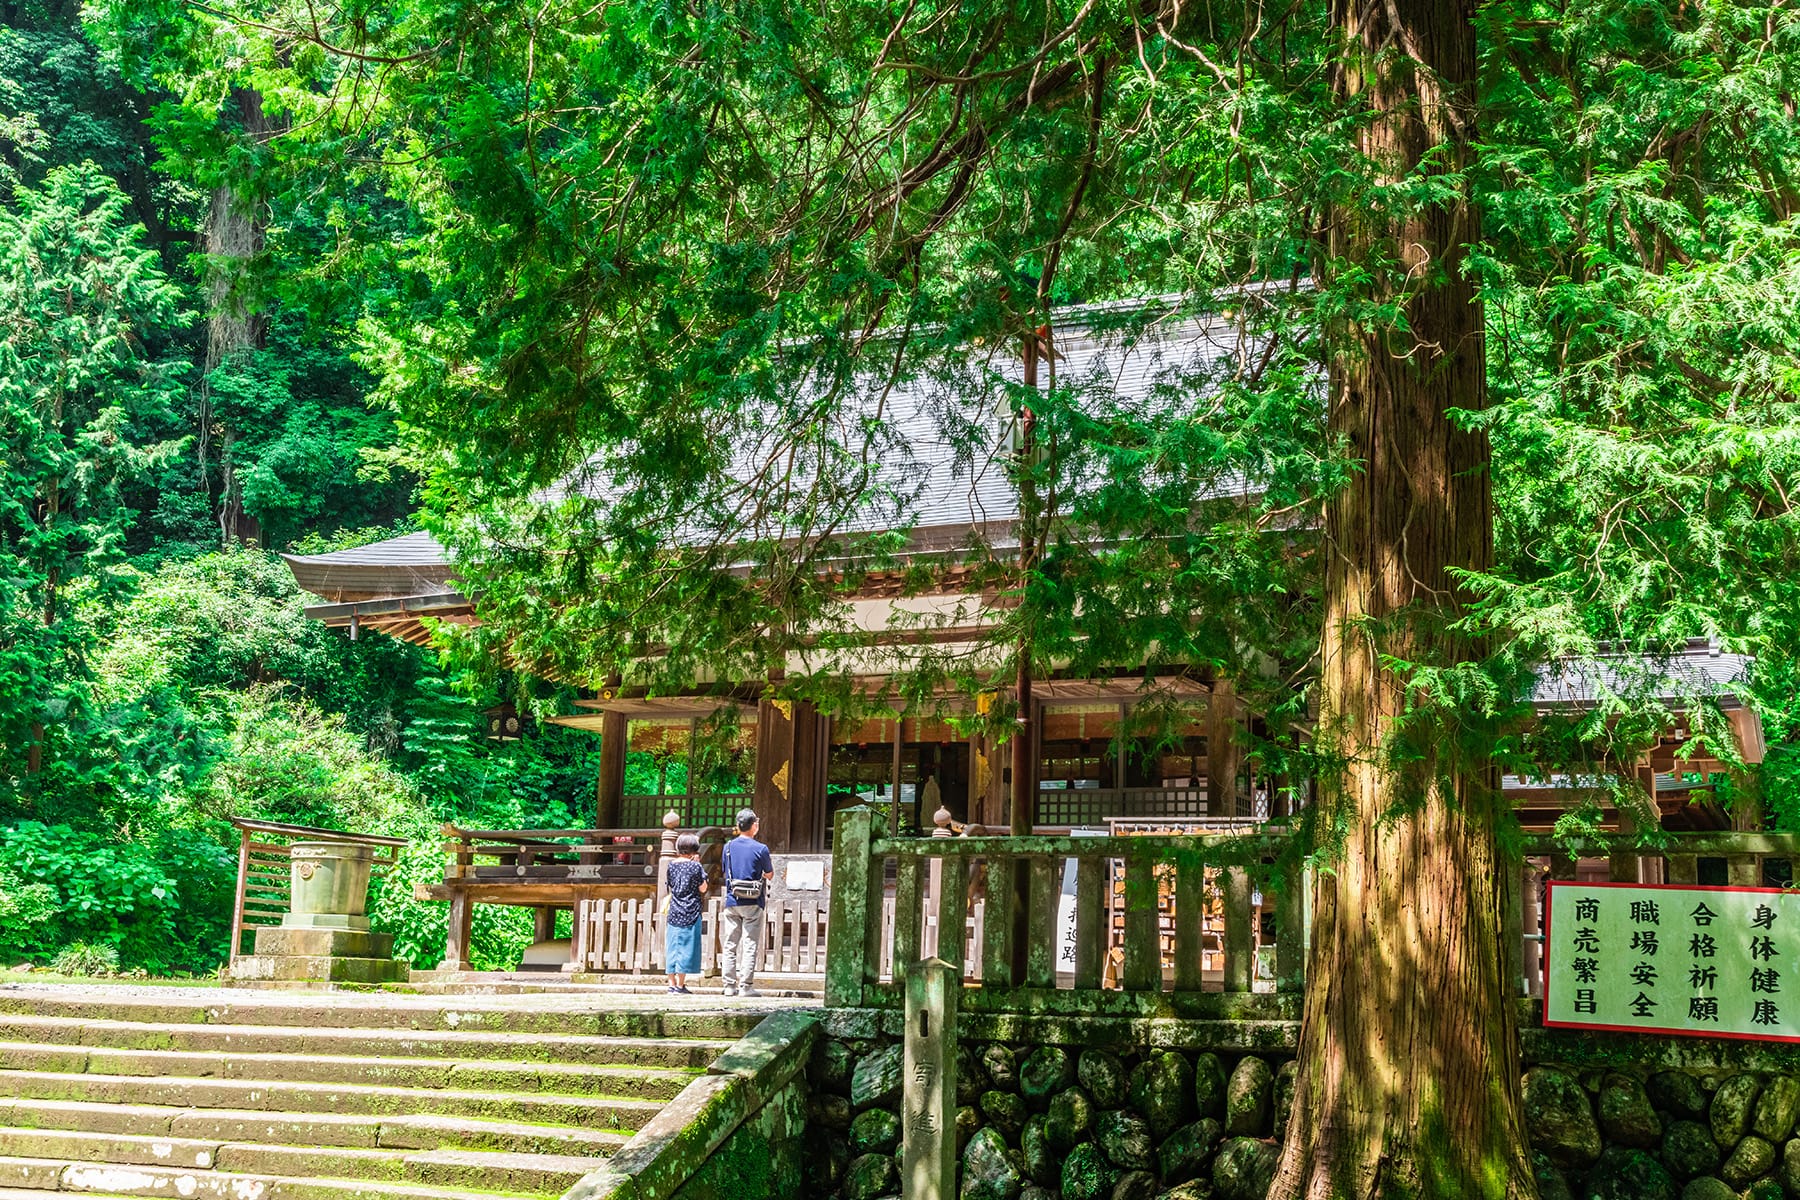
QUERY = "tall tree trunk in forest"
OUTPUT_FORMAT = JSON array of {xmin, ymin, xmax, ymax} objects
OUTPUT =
[
  {"xmin": 201, "ymin": 87, "xmax": 271, "ymax": 548},
  {"xmin": 1268, "ymin": 0, "xmax": 1535, "ymax": 1193}
]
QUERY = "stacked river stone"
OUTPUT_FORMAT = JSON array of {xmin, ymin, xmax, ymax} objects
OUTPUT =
[
  {"xmin": 806, "ymin": 1036, "xmax": 1293, "ymax": 1200},
  {"xmin": 1524, "ymin": 1065, "xmax": 1800, "ymax": 1200}
]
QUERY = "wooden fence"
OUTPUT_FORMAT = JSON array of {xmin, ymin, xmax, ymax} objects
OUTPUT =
[
  {"xmin": 825, "ymin": 805, "xmax": 1800, "ymax": 1015},
  {"xmin": 573, "ymin": 894, "xmax": 830, "ymax": 976},
  {"xmin": 227, "ymin": 817, "xmax": 407, "ymax": 968},
  {"xmin": 824, "ymin": 806, "xmax": 1302, "ymax": 1015}
]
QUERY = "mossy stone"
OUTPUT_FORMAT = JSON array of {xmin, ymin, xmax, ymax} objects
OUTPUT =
[
  {"xmin": 959, "ymin": 1042, "xmax": 993, "ymax": 1107},
  {"xmin": 1158, "ymin": 1117, "xmax": 1223, "ymax": 1185},
  {"xmin": 1112, "ymin": 1169, "xmax": 1159, "ymax": 1200},
  {"xmin": 1587, "ymin": 1145, "xmax": 1677, "ymax": 1200},
  {"xmin": 1710, "ymin": 1073, "xmax": 1763, "ymax": 1149},
  {"xmin": 1021, "ymin": 1114, "xmax": 1057, "ymax": 1187},
  {"xmin": 1523, "ymin": 1066, "xmax": 1603, "ymax": 1169},
  {"xmin": 1223, "ymin": 1056, "xmax": 1273, "ymax": 1138},
  {"xmin": 1752, "ymin": 1075, "xmax": 1800, "ymax": 1143},
  {"xmin": 1677, "ymin": 1178, "xmax": 1735, "ymax": 1200},
  {"xmin": 843, "ymin": 1151, "xmax": 898, "ymax": 1200},
  {"xmin": 1530, "ymin": 1152, "xmax": 1572, "ymax": 1200},
  {"xmin": 1744, "ymin": 1178, "xmax": 1785, "ymax": 1200},
  {"xmin": 1649, "ymin": 1072, "xmax": 1709, "ymax": 1121},
  {"xmin": 962, "ymin": 1126, "xmax": 1025, "ymax": 1200},
  {"xmin": 1210, "ymin": 1137, "xmax": 1280, "ymax": 1200},
  {"xmin": 1661, "ymin": 1119, "xmax": 1721, "ymax": 1181},
  {"xmin": 1021, "ymin": 1047, "xmax": 1076, "ymax": 1109},
  {"xmin": 985, "ymin": 1043, "xmax": 1020, "ymax": 1090},
  {"xmin": 983, "ymin": 1089, "xmax": 1029, "ymax": 1137},
  {"xmin": 1156, "ymin": 1182, "xmax": 1214, "ymax": 1200},
  {"xmin": 1782, "ymin": 1137, "xmax": 1800, "ymax": 1196},
  {"xmin": 810, "ymin": 1092, "xmax": 851, "ymax": 1131},
  {"xmin": 1129, "ymin": 1050, "xmax": 1196, "ymax": 1137},
  {"xmin": 1599, "ymin": 1073, "xmax": 1662, "ymax": 1148},
  {"xmin": 1063, "ymin": 1141, "xmax": 1121, "ymax": 1200},
  {"xmin": 851, "ymin": 1042, "xmax": 905, "ymax": 1110},
  {"xmin": 1021, "ymin": 1188, "xmax": 1058, "ymax": 1200},
  {"xmin": 1271, "ymin": 1060, "xmax": 1296, "ymax": 1143},
  {"xmin": 850, "ymin": 1107, "xmax": 902, "ymax": 1156},
  {"xmin": 1047, "ymin": 1086, "xmax": 1096, "ymax": 1151},
  {"xmin": 957, "ymin": 1105, "xmax": 982, "ymax": 1154},
  {"xmin": 1193, "ymin": 1053, "xmax": 1228, "ymax": 1120},
  {"xmin": 1097, "ymin": 1109, "xmax": 1156, "ymax": 1171},
  {"xmin": 1080, "ymin": 1049, "xmax": 1129, "ymax": 1109},
  {"xmin": 803, "ymin": 1127, "xmax": 846, "ymax": 1196},
  {"xmin": 1719, "ymin": 1133, "xmax": 1775, "ymax": 1190},
  {"xmin": 812, "ymin": 1039, "xmax": 854, "ymax": 1093}
]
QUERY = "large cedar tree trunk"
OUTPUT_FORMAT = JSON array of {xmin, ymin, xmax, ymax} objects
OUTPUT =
[
  {"xmin": 1267, "ymin": 0, "xmax": 1535, "ymax": 1192},
  {"xmin": 202, "ymin": 87, "xmax": 271, "ymax": 548}
]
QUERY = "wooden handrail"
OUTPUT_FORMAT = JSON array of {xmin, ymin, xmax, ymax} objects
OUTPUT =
[
  {"xmin": 228, "ymin": 817, "xmax": 409, "ymax": 849},
  {"xmin": 1521, "ymin": 830, "xmax": 1800, "ymax": 855}
]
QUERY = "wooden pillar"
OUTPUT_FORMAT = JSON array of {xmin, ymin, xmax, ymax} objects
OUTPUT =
[
  {"xmin": 754, "ymin": 697, "xmax": 825, "ymax": 851},
  {"xmin": 969, "ymin": 731, "xmax": 1007, "ymax": 831},
  {"xmin": 1207, "ymin": 679, "xmax": 1240, "ymax": 817},
  {"xmin": 1009, "ymin": 680, "xmax": 1036, "ymax": 835},
  {"xmin": 443, "ymin": 891, "xmax": 473, "ymax": 973},
  {"xmin": 533, "ymin": 906, "xmax": 556, "ymax": 943},
  {"xmin": 596, "ymin": 709, "xmax": 626, "ymax": 829}
]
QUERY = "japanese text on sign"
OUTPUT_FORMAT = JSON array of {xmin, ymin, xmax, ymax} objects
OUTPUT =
[{"xmin": 1546, "ymin": 882, "xmax": 1799, "ymax": 1042}]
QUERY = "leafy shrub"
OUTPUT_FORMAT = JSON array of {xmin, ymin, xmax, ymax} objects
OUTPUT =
[
  {"xmin": 51, "ymin": 942, "xmax": 119, "ymax": 977},
  {"xmin": 0, "ymin": 822, "xmax": 180, "ymax": 970}
]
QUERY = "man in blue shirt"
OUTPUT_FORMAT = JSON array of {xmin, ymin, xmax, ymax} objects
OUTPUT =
[{"xmin": 718, "ymin": 808, "xmax": 774, "ymax": 996}]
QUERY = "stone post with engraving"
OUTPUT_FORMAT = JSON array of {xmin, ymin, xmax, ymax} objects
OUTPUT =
[{"xmin": 903, "ymin": 957, "xmax": 959, "ymax": 1200}]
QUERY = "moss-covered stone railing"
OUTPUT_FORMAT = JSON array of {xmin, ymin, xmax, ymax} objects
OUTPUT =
[
  {"xmin": 563, "ymin": 1009, "xmax": 820, "ymax": 1200},
  {"xmin": 823, "ymin": 806, "xmax": 1306, "ymax": 1018}
]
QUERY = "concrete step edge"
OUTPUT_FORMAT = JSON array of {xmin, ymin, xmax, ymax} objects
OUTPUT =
[
  {"xmin": 0, "ymin": 1015, "xmax": 733, "ymax": 1062},
  {"xmin": 0, "ymin": 1099, "xmax": 628, "ymax": 1156},
  {"xmin": 0, "ymin": 1068, "xmax": 665, "ymax": 1108},
  {"xmin": 0, "ymin": 1041, "xmax": 700, "ymax": 1083},
  {"xmin": 0, "ymin": 1156, "xmax": 557, "ymax": 1200}
]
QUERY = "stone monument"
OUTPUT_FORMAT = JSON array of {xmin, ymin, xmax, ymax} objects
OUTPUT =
[{"xmin": 231, "ymin": 841, "xmax": 410, "ymax": 984}]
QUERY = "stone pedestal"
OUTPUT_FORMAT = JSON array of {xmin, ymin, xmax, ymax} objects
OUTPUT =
[{"xmin": 230, "ymin": 924, "xmax": 410, "ymax": 984}]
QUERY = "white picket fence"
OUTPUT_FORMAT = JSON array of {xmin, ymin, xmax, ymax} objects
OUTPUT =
[{"xmin": 573, "ymin": 896, "xmax": 831, "ymax": 976}]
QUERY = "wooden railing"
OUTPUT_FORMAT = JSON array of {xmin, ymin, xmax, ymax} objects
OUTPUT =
[
  {"xmin": 826, "ymin": 805, "xmax": 1800, "ymax": 1016},
  {"xmin": 440, "ymin": 826, "xmax": 670, "ymax": 884},
  {"xmin": 824, "ymin": 806, "xmax": 1303, "ymax": 1015},
  {"xmin": 574, "ymin": 893, "xmax": 830, "ymax": 976},
  {"xmin": 227, "ymin": 817, "xmax": 407, "ymax": 968}
]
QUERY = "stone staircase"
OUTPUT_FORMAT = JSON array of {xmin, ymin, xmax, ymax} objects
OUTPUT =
[{"xmin": 0, "ymin": 986, "xmax": 767, "ymax": 1200}]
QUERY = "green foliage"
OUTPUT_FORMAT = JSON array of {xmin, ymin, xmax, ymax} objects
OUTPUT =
[
  {"xmin": 0, "ymin": 821, "xmax": 180, "ymax": 969},
  {"xmin": 0, "ymin": 162, "xmax": 188, "ymax": 784},
  {"xmin": 51, "ymin": 941, "xmax": 120, "ymax": 977}
]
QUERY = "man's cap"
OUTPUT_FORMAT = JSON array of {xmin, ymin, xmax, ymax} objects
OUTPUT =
[{"xmin": 736, "ymin": 808, "xmax": 759, "ymax": 830}]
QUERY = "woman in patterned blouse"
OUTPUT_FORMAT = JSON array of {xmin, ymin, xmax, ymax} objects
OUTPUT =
[{"xmin": 664, "ymin": 833, "xmax": 707, "ymax": 993}]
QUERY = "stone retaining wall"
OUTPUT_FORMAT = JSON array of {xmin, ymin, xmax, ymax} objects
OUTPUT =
[
  {"xmin": 807, "ymin": 1031, "xmax": 1291, "ymax": 1200},
  {"xmin": 808, "ymin": 1014, "xmax": 1800, "ymax": 1200}
]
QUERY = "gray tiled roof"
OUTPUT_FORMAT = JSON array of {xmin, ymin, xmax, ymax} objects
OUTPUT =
[
  {"xmin": 536, "ymin": 307, "xmax": 1260, "ymax": 546},
  {"xmin": 1528, "ymin": 639, "xmax": 1752, "ymax": 709}
]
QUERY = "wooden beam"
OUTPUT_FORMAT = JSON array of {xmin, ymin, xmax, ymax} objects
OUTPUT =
[{"xmin": 596, "ymin": 709, "xmax": 626, "ymax": 829}]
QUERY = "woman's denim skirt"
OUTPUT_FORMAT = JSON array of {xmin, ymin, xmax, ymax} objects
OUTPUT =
[{"xmin": 665, "ymin": 919, "xmax": 702, "ymax": 974}]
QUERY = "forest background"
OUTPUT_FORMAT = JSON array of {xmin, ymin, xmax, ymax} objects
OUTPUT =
[{"xmin": 0, "ymin": 0, "xmax": 665, "ymax": 975}]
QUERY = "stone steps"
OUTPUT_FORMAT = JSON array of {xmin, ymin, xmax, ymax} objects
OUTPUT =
[
  {"xmin": 0, "ymin": 1042, "xmax": 695, "ymax": 1100},
  {"xmin": 0, "ymin": 985, "xmax": 766, "ymax": 1200},
  {"xmin": 0, "ymin": 1014, "xmax": 730, "ymax": 1068},
  {"xmin": 0, "ymin": 1098, "xmax": 629, "ymax": 1155},
  {"xmin": 0, "ymin": 1069, "xmax": 659, "ymax": 1128}
]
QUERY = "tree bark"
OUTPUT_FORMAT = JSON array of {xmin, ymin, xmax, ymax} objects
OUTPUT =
[
  {"xmin": 1267, "ymin": 0, "xmax": 1534, "ymax": 1192},
  {"xmin": 202, "ymin": 87, "xmax": 272, "ymax": 548}
]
